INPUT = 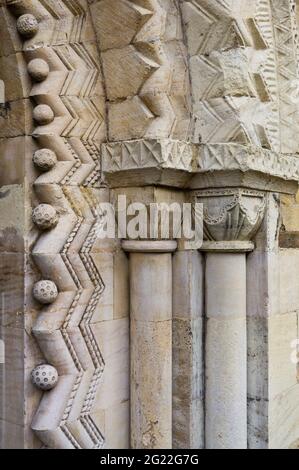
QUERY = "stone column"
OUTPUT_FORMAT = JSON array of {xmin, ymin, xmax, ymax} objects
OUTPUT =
[
  {"xmin": 196, "ymin": 189, "xmax": 266, "ymax": 449},
  {"xmin": 122, "ymin": 240, "xmax": 177, "ymax": 450},
  {"xmin": 204, "ymin": 250, "xmax": 248, "ymax": 449}
]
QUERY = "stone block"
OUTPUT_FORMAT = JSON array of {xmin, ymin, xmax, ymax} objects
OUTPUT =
[
  {"xmin": 269, "ymin": 384, "xmax": 299, "ymax": 449},
  {"xmin": 93, "ymin": 318, "xmax": 129, "ymax": 409},
  {"xmin": 269, "ymin": 312, "xmax": 298, "ymax": 399},
  {"xmin": 279, "ymin": 249, "xmax": 299, "ymax": 314}
]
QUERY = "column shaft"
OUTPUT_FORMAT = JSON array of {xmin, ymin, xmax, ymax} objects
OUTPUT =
[
  {"xmin": 205, "ymin": 253, "xmax": 247, "ymax": 449},
  {"xmin": 129, "ymin": 250, "xmax": 173, "ymax": 449}
]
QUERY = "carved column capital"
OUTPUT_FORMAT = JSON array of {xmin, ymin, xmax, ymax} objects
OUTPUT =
[{"xmin": 194, "ymin": 188, "xmax": 266, "ymax": 252}]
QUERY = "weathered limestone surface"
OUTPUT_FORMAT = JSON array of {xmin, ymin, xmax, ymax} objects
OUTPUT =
[
  {"xmin": 125, "ymin": 243, "xmax": 175, "ymax": 449},
  {"xmin": 205, "ymin": 253, "xmax": 247, "ymax": 449},
  {"xmin": 0, "ymin": 0, "xmax": 128, "ymax": 449},
  {"xmin": 172, "ymin": 250, "xmax": 204, "ymax": 449},
  {"xmin": 1, "ymin": 0, "xmax": 299, "ymax": 450},
  {"xmin": 90, "ymin": 0, "xmax": 192, "ymax": 142}
]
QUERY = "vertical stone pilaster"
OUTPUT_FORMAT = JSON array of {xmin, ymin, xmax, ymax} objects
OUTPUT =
[
  {"xmin": 246, "ymin": 193, "xmax": 280, "ymax": 448},
  {"xmin": 172, "ymin": 250, "xmax": 204, "ymax": 449}
]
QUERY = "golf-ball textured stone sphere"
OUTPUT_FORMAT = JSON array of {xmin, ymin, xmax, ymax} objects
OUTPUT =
[
  {"xmin": 33, "ymin": 104, "xmax": 55, "ymax": 125},
  {"xmin": 33, "ymin": 280, "xmax": 58, "ymax": 305},
  {"xmin": 32, "ymin": 204, "xmax": 58, "ymax": 230},
  {"xmin": 17, "ymin": 14, "xmax": 39, "ymax": 38},
  {"xmin": 28, "ymin": 59, "xmax": 50, "ymax": 82},
  {"xmin": 31, "ymin": 365, "xmax": 58, "ymax": 391},
  {"xmin": 33, "ymin": 149, "xmax": 57, "ymax": 171}
]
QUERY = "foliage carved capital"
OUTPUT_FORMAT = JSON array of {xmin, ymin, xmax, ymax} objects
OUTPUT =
[{"xmin": 194, "ymin": 188, "xmax": 266, "ymax": 251}]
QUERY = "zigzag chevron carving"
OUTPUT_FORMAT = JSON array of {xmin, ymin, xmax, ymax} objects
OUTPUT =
[
  {"xmin": 6, "ymin": 0, "xmax": 107, "ymax": 449},
  {"xmin": 90, "ymin": 0, "xmax": 192, "ymax": 142},
  {"xmin": 180, "ymin": 0, "xmax": 279, "ymax": 150},
  {"xmin": 271, "ymin": 0, "xmax": 299, "ymax": 153},
  {"xmin": 31, "ymin": 184, "xmax": 106, "ymax": 448}
]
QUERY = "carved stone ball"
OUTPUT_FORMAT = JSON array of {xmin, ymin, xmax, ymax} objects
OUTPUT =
[
  {"xmin": 33, "ymin": 280, "xmax": 58, "ymax": 305},
  {"xmin": 32, "ymin": 204, "xmax": 59, "ymax": 230},
  {"xmin": 33, "ymin": 104, "xmax": 55, "ymax": 125},
  {"xmin": 28, "ymin": 59, "xmax": 50, "ymax": 82},
  {"xmin": 33, "ymin": 149, "xmax": 57, "ymax": 171},
  {"xmin": 17, "ymin": 14, "xmax": 39, "ymax": 38},
  {"xmin": 31, "ymin": 364, "xmax": 58, "ymax": 391}
]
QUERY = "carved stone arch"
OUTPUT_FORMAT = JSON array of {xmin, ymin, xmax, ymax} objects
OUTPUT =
[
  {"xmin": 0, "ymin": 0, "xmax": 128, "ymax": 451},
  {"xmin": 270, "ymin": 0, "xmax": 299, "ymax": 153},
  {"xmin": 0, "ymin": 3, "xmax": 32, "ymax": 186},
  {"xmin": 89, "ymin": 0, "xmax": 193, "ymax": 142}
]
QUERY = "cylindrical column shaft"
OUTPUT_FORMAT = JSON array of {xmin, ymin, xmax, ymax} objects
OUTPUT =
[
  {"xmin": 205, "ymin": 252, "xmax": 247, "ymax": 449},
  {"xmin": 124, "ymin": 241, "xmax": 175, "ymax": 449}
]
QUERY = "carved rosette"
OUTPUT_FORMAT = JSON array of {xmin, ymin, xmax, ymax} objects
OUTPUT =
[{"xmin": 195, "ymin": 189, "xmax": 266, "ymax": 252}]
